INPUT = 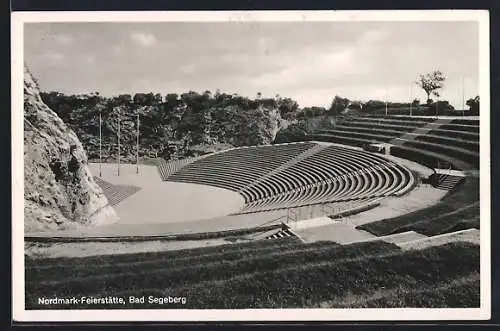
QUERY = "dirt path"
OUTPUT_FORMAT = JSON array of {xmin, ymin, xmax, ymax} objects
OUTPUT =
[
  {"xmin": 399, "ymin": 228, "xmax": 480, "ymax": 250},
  {"xmin": 25, "ymin": 238, "xmax": 236, "ymax": 259}
]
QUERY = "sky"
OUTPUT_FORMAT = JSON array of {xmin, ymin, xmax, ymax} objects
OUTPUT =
[{"xmin": 24, "ymin": 21, "xmax": 479, "ymax": 109}]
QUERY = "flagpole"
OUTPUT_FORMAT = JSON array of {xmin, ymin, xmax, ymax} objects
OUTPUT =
[
  {"xmin": 117, "ymin": 107, "xmax": 120, "ymax": 176},
  {"xmin": 99, "ymin": 110, "xmax": 102, "ymax": 177},
  {"xmin": 462, "ymin": 75, "xmax": 465, "ymax": 117},
  {"xmin": 385, "ymin": 94, "xmax": 388, "ymax": 116},
  {"xmin": 409, "ymin": 84, "xmax": 413, "ymax": 117},
  {"xmin": 136, "ymin": 113, "xmax": 140, "ymax": 174},
  {"xmin": 435, "ymin": 95, "xmax": 439, "ymax": 118}
]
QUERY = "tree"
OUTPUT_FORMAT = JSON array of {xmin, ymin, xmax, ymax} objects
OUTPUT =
[
  {"xmin": 133, "ymin": 93, "xmax": 152, "ymax": 105},
  {"xmin": 214, "ymin": 89, "xmax": 221, "ymax": 100},
  {"xmin": 328, "ymin": 95, "xmax": 350, "ymax": 114},
  {"xmin": 277, "ymin": 97, "xmax": 299, "ymax": 118},
  {"xmin": 416, "ymin": 70, "xmax": 446, "ymax": 104},
  {"xmin": 301, "ymin": 106, "xmax": 326, "ymax": 118},
  {"xmin": 411, "ymin": 98, "xmax": 420, "ymax": 107},
  {"xmin": 428, "ymin": 100, "xmax": 454, "ymax": 116},
  {"xmin": 466, "ymin": 96, "xmax": 480, "ymax": 114},
  {"xmin": 274, "ymin": 123, "xmax": 307, "ymax": 144},
  {"xmin": 363, "ymin": 100, "xmax": 385, "ymax": 112},
  {"xmin": 154, "ymin": 93, "xmax": 163, "ymax": 104},
  {"xmin": 165, "ymin": 93, "xmax": 179, "ymax": 104}
]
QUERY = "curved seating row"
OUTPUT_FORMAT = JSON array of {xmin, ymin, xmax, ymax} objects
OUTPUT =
[
  {"xmin": 167, "ymin": 142, "xmax": 316, "ymax": 191},
  {"xmin": 428, "ymin": 129, "xmax": 479, "ymax": 142},
  {"xmin": 311, "ymin": 125, "xmax": 479, "ymax": 168},
  {"xmin": 314, "ymin": 130, "xmax": 393, "ymax": 143},
  {"xmin": 309, "ymin": 132, "xmax": 473, "ymax": 171},
  {"xmin": 339, "ymin": 118, "xmax": 479, "ymax": 141},
  {"xmin": 237, "ymin": 162, "xmax": 414, "ymax": 214},
  {"xmin": 361, "ymin": 115, "xmax": 437, "ymax": 122},
  {"xmin": 240, "ymin": 145, "xmax": 410, "ymax": 198},
  {"xmin": 414, "ymin": 135, "xmax": 479, "ymax": 153},
  {"xmin": 327, "ymin": 126, "xmax": 402, "ymax": 137},
  {"xmin": 339, "ymin": 120, "xmax": 425, "ymax": 132},
  {"xmin": 324, "ymin": 125, "xmax": 479, "ymax": 154},
  {"xmin": 451, "ymin": 119, "xmax": 479, "ymax": 126},
  {"xmin": 156, "ymin": 155, "xmax": 208, "ymax": 181},
  {"xmin": 401, "ymin": 140, "xmax": 478, "ymax": 167},
  {"xmin": 342, "ymin": 117, "xmax": 431, "ymax": 127},
  {"xmin": 357, "ymin": 177, "xmax": 479, "ymax": 236},
  {"xmin": 438, "ymin": 123, "xmax": 479, "ymax": 133},
  {"xmin": 389, "ymin": 145, "xmax": 471, "ymax": 170},
  {"xmin": 340, "ymin": 116, "xmax": 479, "ymax": 133},
  {"xmin": 163, "ymin": 140, "xmax": 416, "ymax": 214},
  {"xmin": 308, "ymin": 133, "xmax": 382, "ymax": 148},
  {"xmin": 314, "ymin": 116, "xmax": 481, "ymax": 238}
]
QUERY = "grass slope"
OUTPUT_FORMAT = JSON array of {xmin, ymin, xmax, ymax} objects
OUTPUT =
[
  {"xmin": 26, "ymin": 239, "xmax": 329, "ymax": 282},
  {"xmin": 317, "ymin": 272, "xmax": 479, "ymax": 308},
  {"xmin": 357, "ymin": 177, "xmax": 479, "ymax": 236},
  {"xmin": 26, "ymin": 241, "xmax": 478, "ymax": 309},
  {"xmin": 26, "ymin": 236, "xmax": 302, "ymax": 268}
]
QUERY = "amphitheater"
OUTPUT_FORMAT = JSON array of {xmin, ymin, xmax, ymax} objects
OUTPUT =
[
  {"xmin": 26, "ymin": 115, "xmax": 481, "ymax": 247},
  {"xmin": 25, "ymin": 114, "xmax": 483, "ymax": 310}
]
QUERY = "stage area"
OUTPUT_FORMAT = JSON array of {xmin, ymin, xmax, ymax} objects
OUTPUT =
[{"xmin": 88, "ymin": 163, "xmax": 245, "ymax": 225}]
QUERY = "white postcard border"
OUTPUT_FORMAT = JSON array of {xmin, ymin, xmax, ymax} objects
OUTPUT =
[{"xmin": 11, "ymin": 9, "xmax": 491, "ymax": 322}]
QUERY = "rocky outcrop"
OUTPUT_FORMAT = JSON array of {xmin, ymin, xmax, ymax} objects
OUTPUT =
[
  {"xmin": 41, "ymin": 91, "xmax": 289, "ymax": 161},
  {"xmin": 24, "ymin": 66, "xmax": 119, "ymax": 232},
  {"xmin": 273, "ymin": 116, "xmax": 336, "ymax": 144}
]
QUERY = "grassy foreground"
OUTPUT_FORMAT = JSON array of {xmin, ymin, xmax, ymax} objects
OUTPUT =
[
  {"xmin": 26, "ymin": 240, "xmax": 479, "ymax": 309},
  {"xmin": 317, "ymin": 272, "xmax": 480, "ymax": 308}
]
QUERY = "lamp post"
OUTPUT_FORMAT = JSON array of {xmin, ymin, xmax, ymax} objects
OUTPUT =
[
  {"xmin": 136, "ymin": 113, "xmax": 140, "ymax": 174},
  {"xmin": 385, "ymin": 88, "xmax": 389, "ymax": 116},
  {"xmin": 435, "ymin": 95, "xmax": 439, "ymax": 118},
  {"xmin": 409, "ymin": 84, "xmax": 413, "ymax": 117},
  {"xmin": 117, "ymin": 107, "xmax": 120, "ymax": 176},
  {"xmin": 99, "ymin": 110, "xmax": 102, "ymax": 177},
  {"xmin": 462, "ymin": 75, "xmax": 466, "ymax": 117}
]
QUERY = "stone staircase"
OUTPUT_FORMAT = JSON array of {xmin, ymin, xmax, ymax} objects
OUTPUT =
[
  {"xmin": 342, "ymin": 230, "xmax": 427, "ymax": 245},
  {"xmin": 265, "ymin": 227, "xmax": 297, "ymax": 240},
  {"xmin": 93, "ymin": 176, "xmax": 142, "ymax": 206},
  {"xmin": 239, "ymin": 143, "xmax": 330, "ymax": 194},
  {"xmin": 389, "ymin": 118, "xmax": 454, "ymax": 146},
  {"xmin": 398, "ymin": 228, "xmax": 480, "ymax": 250},
  {"xmin": 434, "ymin": 174, "xmax": 465, "ymax": 190}
]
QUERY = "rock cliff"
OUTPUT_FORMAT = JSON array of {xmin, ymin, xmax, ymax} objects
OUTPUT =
[
  {"xmin": 40, "ymin": 91, "xmax": 290, "ymax": 162},
  {"xmin": 24, "ymin": 67, "xmax": 119, "ymax": 232}
]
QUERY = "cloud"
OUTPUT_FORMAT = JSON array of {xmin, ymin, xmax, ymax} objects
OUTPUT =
[
  {"xmin": 357, "ymin": 29, "xmax": 388, "ymax": 45},
  {"xmin": 52, "ymin": 34, "xmax": 74, "ymax": 44},
  {"xmin": 82, "ymin": 54, "xmax": 96, "ymax": 63},
  {"xmin": 249, "ymin": 46, "xmax": 360, "ymax": 90},
  {"xmin": 130, "ymin": 32, "xmax": 158, "ymax": 47},
  {"xmin": 40, "ymin": 51, "xmax": 65, "ymax": 62},
  {"xmin": 24, "ymin": 22, "xmax": 478, "ymax": 109},
  {"xmin": 257, "ymin": 37, "xmax": 274, "ymax": 54},
  {"xmin": 179, "ymin": 64, "xmax": 196, "ymax": 75},
  {"xmin": 109, "ymin": 44, "xmax": 124, "ymax": 55}
]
